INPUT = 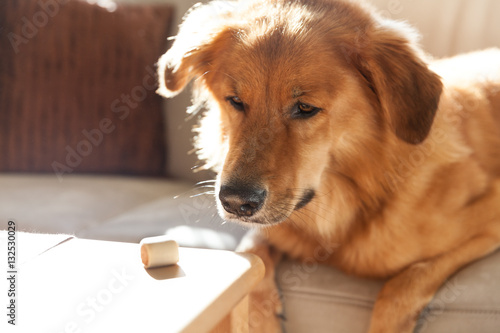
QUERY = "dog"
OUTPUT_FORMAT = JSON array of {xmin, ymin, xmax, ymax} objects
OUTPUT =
[{"xmin": 157, "ymin": 0, "xmax": 500, "ymax": 331}]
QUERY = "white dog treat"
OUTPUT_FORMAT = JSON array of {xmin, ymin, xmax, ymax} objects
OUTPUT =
[{"xmin": 140, "ymin": 236, "xmax": 179, "ymax": 268}]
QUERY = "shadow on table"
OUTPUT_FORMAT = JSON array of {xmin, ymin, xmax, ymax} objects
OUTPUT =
[{"xmin": 145, "ymin": 264, "xmax": 186, "ymax": 280}]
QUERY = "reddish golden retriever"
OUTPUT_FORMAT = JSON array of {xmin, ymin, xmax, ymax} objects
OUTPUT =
[{"xmin": 158, "ymin": 0, "xmax": 500, "ymax": 331}]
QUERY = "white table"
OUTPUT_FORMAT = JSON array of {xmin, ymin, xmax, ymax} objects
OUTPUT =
[{"xmin": 0, "ymin": 232, "xmax": 264, "ymax": 333}]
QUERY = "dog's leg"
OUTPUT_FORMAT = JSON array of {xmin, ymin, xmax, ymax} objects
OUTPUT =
[
  {"xmin": 368, "ymin": 230, "xmax": 500, "ymax": 333},
  {"xmin": 237, "ymin": 230, "xmax": 284, "ymax": 333}
]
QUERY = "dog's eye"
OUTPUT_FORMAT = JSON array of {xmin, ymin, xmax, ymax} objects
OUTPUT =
[
  {"xmin": 226, "ymin": 96, "xmax": 245, "ymax": 112},
  {"xmin": 292, "ymin": 102, "xmax": 321, "ymax": 119},
  {"xmin": 298, "ymin": 103, "xmax": 314, "ymax": 113}
]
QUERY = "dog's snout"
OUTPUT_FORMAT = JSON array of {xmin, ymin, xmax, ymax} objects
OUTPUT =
[{"xmin": 219, "ymin": 185, "xmax": 267, "ymax": 217}]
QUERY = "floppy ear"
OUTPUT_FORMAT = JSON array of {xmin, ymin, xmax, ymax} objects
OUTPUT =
[
  {"xmin": 156, "ymin": 2, "xmax": 236, "ymax": 98},
  {"xmin": 356, "ymin": 22, "xmax": 443, "ymax": 144}
]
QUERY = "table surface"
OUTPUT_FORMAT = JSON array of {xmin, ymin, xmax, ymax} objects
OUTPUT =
[{"xmin": 0, "ymin": 232, "xmax": 264, "ymax": 333}]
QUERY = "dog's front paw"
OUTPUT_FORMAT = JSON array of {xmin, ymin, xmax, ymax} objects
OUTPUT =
[
  {"xmin": 368, "ymin": 263, "xmax": 434, "ymax": 333},
  {"xmin": 248, "ymin": 283, "xmax": 284, "ymax": 333},
  {"xmin": 238, "ymin": 231, "xmax": 284, "ymax": 333}
]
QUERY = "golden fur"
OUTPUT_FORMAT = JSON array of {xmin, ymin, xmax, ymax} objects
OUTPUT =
[{"xmin": 158, "ymin": 0, "xmax": 500, "ymax": 331}]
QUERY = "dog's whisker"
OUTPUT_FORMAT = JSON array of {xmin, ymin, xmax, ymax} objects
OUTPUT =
[
  {"xmin": 189, "ymin": 191, "xmax": 215, "ymax": 198},
  {"xmin": 194, "ymin": 184, "xmax": 216, "ymax": 190},
  {"xmin": 195, "ymin": 179, "xmax": 217, "ymax": 185},
  {"xmin": 173, "ymin": 187, "xmax": 207, "ymax": 199}
]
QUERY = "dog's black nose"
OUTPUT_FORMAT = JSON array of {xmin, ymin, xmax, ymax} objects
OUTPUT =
[{"xmin": 219, "ymin": 185, "xmax": 267, "ymax": 217}]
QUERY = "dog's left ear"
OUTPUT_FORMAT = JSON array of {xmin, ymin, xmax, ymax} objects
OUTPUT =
[{"xmin": 355, "ymin": 22, "xmax": 443, "ymax": 144}]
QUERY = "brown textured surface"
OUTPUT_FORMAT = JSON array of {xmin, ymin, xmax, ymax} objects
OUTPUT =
[{"xmin": 0, "ymin": 0, "xmax": 172, "ymax": 176}]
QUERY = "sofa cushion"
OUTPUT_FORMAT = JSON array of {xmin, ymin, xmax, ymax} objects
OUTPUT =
[
  {"xmin": 0, "ymin": 0, "xmax": 172, "ymax": 176},
  {"xmin": 0, "ymin": 174, "xmax": 247, "ymax": 249},
  {"xmin": 367, "ymin": 0, "xmax": 500, "ymax": 58},
  {"xmin": 277, "ymin": 250, "xmax": 500, "ymax": 332}
]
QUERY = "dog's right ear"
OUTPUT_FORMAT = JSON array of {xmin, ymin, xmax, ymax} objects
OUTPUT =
[{"xmin": 157, "ymin": 2, "xmax": 237, "ymax": 98}]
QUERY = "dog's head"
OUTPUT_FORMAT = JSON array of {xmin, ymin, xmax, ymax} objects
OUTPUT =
[{"xmin": 158, "ymin": 0, "xmax": 442, "ymax": 226}]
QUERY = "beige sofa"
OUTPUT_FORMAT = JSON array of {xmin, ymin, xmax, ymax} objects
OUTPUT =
[{"xmin": 1, "ymin": 0, "xmax": 499, "ymax": 332}]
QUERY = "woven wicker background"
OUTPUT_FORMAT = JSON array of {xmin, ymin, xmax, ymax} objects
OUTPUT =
[{"xmin": 0, "ymin": 0, "xmax": 172, "ymax": 176}]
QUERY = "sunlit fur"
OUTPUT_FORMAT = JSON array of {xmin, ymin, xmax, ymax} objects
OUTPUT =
[{"xmin": 158, "ymin": 0, "xmax": 500, "ymax": 331}]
